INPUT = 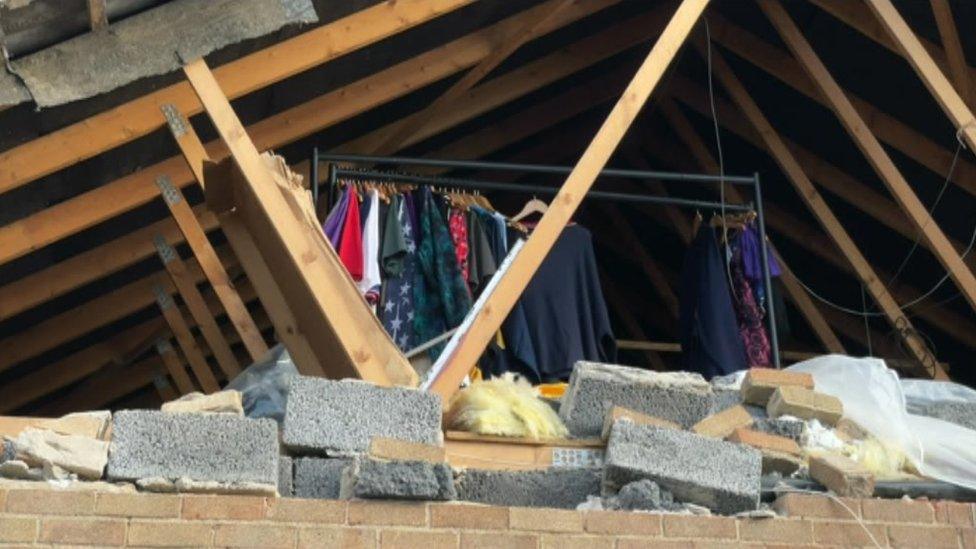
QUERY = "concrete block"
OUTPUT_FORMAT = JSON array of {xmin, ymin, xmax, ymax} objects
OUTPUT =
[
  {"xmin": 753, "ymin": 417, "xmax": 805, "ymax": 443},
  {"xmin": 809, "ymin": 453, "xmax": 875, "ymax": 498},
  {"xmin": 278, "ymin": 456, "xmax": 293, "ymax": 497},
  {"xmin": 692, "ymin": 405, "xmax": 754, "ymax": 439},
  {"xmin": 741, "ymin": 369, "xmax": 814, "ymax": 406},
  {"xmin": 340, "ymin": 457, "xmax": 456, "ymax": 500},
  {"xmin": 455, "ymin": 467, "xmax": 601, "ymax": 509},
  {"xmin": 369, "ymin": 438, "xmax": 445, "ymax": 463},
  {"xmin": 283, "ymin": 377, "xmax": 441, "ymax": 455},
  {"xmin": 162, "ymin": 390, "xmax": 244, "ymax": 415},
  {"xmin": 910, "ymin": 401, "xmax": 976, "ymax": 432},
  {"xmin": 605, "ymin": 421, "xmax": 761, "ymax": 514},
  {"xmin": 10, "ymin": 427, "xmax": 109, "ymax": 480},
  {"xmin": 768, "ymin": 386, "xmax": 843, "ymax": 426},
  {"xmin": 601, "ymin": 406, "xmax": 681, "ymax": 441},
  {"xmin": 611, "ymin": 479, "xmax": 674, "ymax": 511},
  {"xmin": 107, "ymin": 410, "xmax": 278, "ymax": 486},
  {"xmin": 728, "ymin": 428, "xmax": 802, "ymax": 475},
  {"xmin": 294, "ymin": 457, "xmax": 352, "ymax": 500},
  {"xmin": 1, "ymin": 440, "xmax": 13, "ymax": 462},
  {"xmin": 711, "ymin": 387, "xmax": 744, "ymax": 414},
  {"xmin": 559, "ymin": 362, "xmax": 714, "ymax": 436}
]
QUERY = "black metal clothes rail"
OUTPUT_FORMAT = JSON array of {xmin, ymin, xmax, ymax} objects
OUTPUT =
[{"xmin": 311, "ymin": 150, "xmax": 781, "ymax": 368}]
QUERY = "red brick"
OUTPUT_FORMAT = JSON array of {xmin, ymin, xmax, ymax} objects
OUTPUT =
[
  {"xmin": 602, "ymin": 406, "xmax": 681, "ymax": 439},
  {"xmin": 888, "ymin": 524, "xmax": 960, "ymax": 548},
  {"xmin": 772, "ymin": 493, "xmax": 861, "ymax": 519},
  {"xmin": 380, "ymin": 529, "xmax": 457, "ymax": 548},
  {"xmin": 960, "ymin": 527, "xmax": 975, "ymax": 549},
  {"xmin": 0, "ymin": 489, "xmax": 7, "ymax": 510},
  {"xmin": 0, "ymin": 517, "xmax": 37, "ymax": 543},
  {"xmin": 741, "ymin": 368, "xmax": 814, "ymax": 405},
  {"xmin": 5, "ymin": 489, "xmax": 94, "ymax": 515},
  {"xmin": 861, "ymin": 498, "xmax": 935, "ymax": 523},
  {"xmin": 213, "ymin": 522, "xmax": 297, "ymax": 548},
  {"xmin": 691, "ymin": 405, "xmax": 753, "ymax": 439},
  {"xmin": 127, "ymin": 519, "xmax": 213, "ymax": 547},
  {"xmin": 662, "ymin": 515, "xmax": 736, "ymax": 539},
  {"xmin": 812, "ymin": 520, "xmax": 887, "ymax": 547},
  {"xmin": 768, "ymin": 386, "xmax": 842, "ymax": 425},
  {"xmin": 369, "ymin": 437, "xmax": 446, "ymax": 463},
  {"xmin": 299, "ymin": 526, "xmax": 376, "ymax": 549},
  {"xmin": 738, "ymin": 517, "xmax": 812, "ymax": 543},
  {"xmin": 460, "ymin": 531, "xmax": 537, "ymax": 549},
  {"xmin": 541, "ymin": 533, "xmax": 613, "ymax": 549},
  {"xmin": 96, "ymin": 492, "xmax": 181, "ymax": 518},
  {"xmin": 583, "ymin": 510, "xmax": 662, "ymax": 536},
  {"xmin": 182, "ymin": 494, "xmax": 269, "ymax": 520},
  {"xmin": 617, "ymin": 540, "xmax": 693, "ymax": 549},
  {"xmin": 39, "ymin": 517, "xmax": 126, "ymax": 546},
  {"xmin": 430, "ymin": 503, "xmax": 508, "ymax": 529},
  {"xmin": 727, "ymin": 428, "xmax": 800, "ymax": 456},
  {"xmin": 809, "ymin": 453, "xmax": 875, "ymax": 498},
  {"xmin": 348, "ymin": 501, "xmax": 428, "ymax": 527},
  {"xmin": 269, "ymin": 497, "xmax": 346, "ymax": 523},
  {"xmin": 509, "ymin": 507, "xmax": 582, "ymax": 533},
  {"xmin": 935, "ymin": 501, "xmax": 975, "ymax": 527}
]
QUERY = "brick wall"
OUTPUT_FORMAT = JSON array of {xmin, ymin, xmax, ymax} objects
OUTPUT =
[{"xmin": 0, "ymin": 485, "xmax": 973, "ymax": 547}]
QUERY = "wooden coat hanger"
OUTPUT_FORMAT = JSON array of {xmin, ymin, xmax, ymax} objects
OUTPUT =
[{"xmin": 510, "ymin": 196, "xmax": 548, "ymax": 222}]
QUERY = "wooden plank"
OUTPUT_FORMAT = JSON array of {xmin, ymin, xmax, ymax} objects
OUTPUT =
[
  {"xmin": 155, "ymin": 174, "xmax": 268, "ymax": 361},
  {"xmin": 444, "ymin": 432, "xmax": 603, "ymax": 471},
  {"xmin": 163, "ymin": 103, "xmax": 322, "ymax": 376},
  {"xmin": 761, "ymin": 1, "xmax": 976, "ymax": 323},
  {"xmin": 87, "ymin": 0, "xmax": 108, "ymax": 31},
  {"xmin": 866, "ymin": 0, "xmax": 976, "ymax": 152},
  {"xmin": 0, "ymin": 0, "xmax": 618, "ymax": 268},
  {"xmin": 698, "ymin": 35, "xmax": 945, "ymax": 379},
  {"xmin": 705, "ymin": 12, "xmax": 976, "ymax": 201},
  {"xmin": 616, "ymin": 340, "xmax": 820, "ymax": 363},
  {"xmin": 154, "ymin": 235, "xmax": 241, "ymax": 378},
  {"xmin": 0, "ymin": 206, "xmax": 218, "ymax": 323},
  {"xmin": 155, "ymin": 338, "xmax": 197, "ymax": 395},
  {"xmin": 153, "ymin": 375, "xmax": 179, "ymax": 403},
  {"xmin": 365, "ymin": 0, "xmax": 576, "ymax": 154},
  {"xmin": 929, "ymin": 0, "xmax": 974, "ymax": 108},
  {"xmin": 0, "ymin": 0, "xmax": 474, "ymax": 197},
  {"xmin": 428, "ymin": 0, "xmax": 711, "ymax": 400},
  {"xmin": 153, "ymin": 284, "xmax": 221, "ymax": 393},
  {"xmin": 185, "ymin": 58, "xmax": 415, "ymax": 387}
]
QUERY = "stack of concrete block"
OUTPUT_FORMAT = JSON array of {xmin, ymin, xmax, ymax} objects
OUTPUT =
[
  {"xmin": 283, "ymin": 377, "xmax": 442, "ymax": 455},
  {"xmin": 107, "ymin": 410, "xmax": 279, "ymax": 488},
  {"xmin": 559, "ymin": 362, "xmax": 716, "ymax": 436},
  {"xmin": 455, "ymin": 468, "xmax": 602, "ymax": 509},
  {"xmin": 340, "ymin": 438, "xmax": 455, "ymax": 501},
  {"xmin": 294, "ymin": 457, "xmax": 351, "ymax": 499},
  {"xmin": 604, "ymin": 420, "xmax": 762, "ymax": 514}
]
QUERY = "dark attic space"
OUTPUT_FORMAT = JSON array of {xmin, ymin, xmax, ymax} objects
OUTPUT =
[{"xmin": 0, "ymin": 0, "xmax": 975, "ymax": 545}]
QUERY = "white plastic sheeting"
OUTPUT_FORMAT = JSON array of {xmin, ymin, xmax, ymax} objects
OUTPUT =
[{"xmin": 788, "ymin": 355, "xmax": 976, "ymax": 490}]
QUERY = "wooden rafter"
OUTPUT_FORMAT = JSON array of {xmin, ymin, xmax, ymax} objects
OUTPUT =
[
  {"xmin": 364, "ymin": 0, "xmax": 576, "ymax": 154},
  {"xmin": 761, "ymin": 0, "xmax": 976, "ymax": 320},
  {"xmin": 86, "ymin": 0, "xmax": 108, "ymax": 31},
  {"xmin": 152, "ymin": 284, "xmax": 221, "ymax": 393},
  {"xmin": 0, "ymin": 0, "xmax": 475, "ymax": 197},
  {"xmin": 696, "ymin": 36, "xmax": 945, "ymax": 378},
  {"xmin": 428, "ymin": 0, "xmax": 711, "ymax": 400},
  {"xmin": 155, "ymin": 338, "xmax": 197, "ymax": 395},
  {"xmin": 865, "ymin": 0, "xmax": 976, "ymax": 153},
  {"xmin": 0, "ymin": 0, "xmax": 620, "ymax": 268},
  {"xmin": 929, "ymin": 0, "xmax": 974, "ymax": 108}
]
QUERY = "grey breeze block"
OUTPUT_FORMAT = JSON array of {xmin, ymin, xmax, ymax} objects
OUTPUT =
[
  {"xmin": 605, "ymin": 421, "xmax": 762, "ymax": 515},
  {"xmin": 283, "ymin": 376, "xmax": 442, "ymax": 455},
  {"xmin": 559, "ymin": 362, "xmax": 716, "ymax": 436},
  {"xmin": 278, "ymin": 456, "xmax": 294, "ymax": 497},
  {"xmin": 455, "ymin": 467, "xmax": 602, "ymax": 509},
  {"xmin": 107, "ymin": 410, "xmax": 278, "ymax": 486},
  {"xmin": 294, "ymin": 457, "xmax": 353, "ymax": 500},
  {"xmin": 340, "ymin": 457, "xmax": 456, "ymax": 501}
]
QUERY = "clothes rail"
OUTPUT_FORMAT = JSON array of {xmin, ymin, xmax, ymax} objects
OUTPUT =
[{"xmin": 311, "ymin": 150, "xmax": 780, "ymax": 368}]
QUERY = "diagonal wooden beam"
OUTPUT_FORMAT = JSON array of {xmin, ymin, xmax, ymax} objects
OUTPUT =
[
  {"xmin": 155, "ymin": 173, "xmax": 268, "ymax": 361},
  {"xmin": 696, "ymin": 34, "xmax": 945, "ymax": 378},
  {"xmin": 761, "ymin": 0, "xmax": 976, "ymax": 321},
  {"xmin": 153, "ymin": 235, "xmax": 241, "ymax": 379},
  {"xmin": 705, "ymin": 12, "xmax": 976, "ymax": 200},
  {"xmin": 365, "ymin": 0, "xmax": 576, "ymax": 155},
  {"xmin": 427, "ymin": 0, "xmax": 711, "ymax": 399},
  {"xmin": 153, "ymin": 375, "xmax": 179, "ymax": 403},
  {"xmin": 152, "ymin": 284, "xmax": 221, "ymax": 393},
  {"xmin": 0, "ymin": 0, "xmax": 474, "ymax": 197},
  {"xmin": 865, "ymin": 0, "xmax": 976, "ymax": 152},
  {"xmin": 86, "ymin": 0, "xmax": 108, "ymax": 31},
  {"xmin": 0, "ymin": 0, "xmax": 619, "ymax": 268},
  {"xmin": 929, "ymin": 0, "xmax": 974, "ymax": 108},
  {"xmin": 155, "ymin": 338, "xmax": 197, "ymax": 395}
]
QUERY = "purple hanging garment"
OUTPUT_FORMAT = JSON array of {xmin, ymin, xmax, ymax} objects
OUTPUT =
[
  {"xmin": 322, "ymin": 187, "xmax": 350, "ymax": 248},
  {"xmin": 739, "ymin": 224, "xmax": 781, "ymax": 306}
]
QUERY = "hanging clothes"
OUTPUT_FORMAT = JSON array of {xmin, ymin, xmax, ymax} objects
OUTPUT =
[
  {"xmin": 738, "ymin": 223, "xmax": 781, "ymax": 309},
  {"xmin": 730, "ymin": 237, "xmax": 771, "ymax": 367},
  {"xmin": 679, "ymin": 225, "xmax": 747, "ymax": 378},
  {"xmin": 413, "ymin": 188, "xmax": 472, "ymax": 345},
  {"xmin": 484, "ymin": 224, "xmax": 616, "ymax": 383},
  {"xmin": 359, "ymin": 189, "xmax": 382, "ymax": 305},
  {"xmin": 337, "ymin": 186, "xmax": 363, "ymax": 281},
  {"xmin": 379, "ymin": 194, "xmax": 419, "ymax": 351},
  {"xmin": 448, "ymin": 208, "xmax": 471, "ymax": 285},
  {"xmin": 322, "ymin": 186, "xmax": 349, "ymax": 248},
  {"xmin": 466, "ymin": 212, "xmax": 498, "ymax": 293}
]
